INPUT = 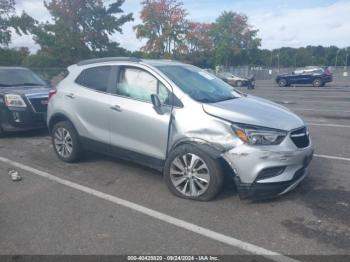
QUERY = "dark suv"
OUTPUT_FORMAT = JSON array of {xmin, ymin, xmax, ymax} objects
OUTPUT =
[
  {"xmin": 0, "ymin": 67, "xmax": 49, "ymax": 137},
  {"xmin": 276, "ymin": 67, "xmax": 333, "ymax": 87}
]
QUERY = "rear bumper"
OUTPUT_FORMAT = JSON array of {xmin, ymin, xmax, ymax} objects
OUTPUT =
[
  {"xmin": 0, "ymin": 107, "xmax": 47, "ymax": 132},
  {"xmin": 323, "ymin": 76, "xmax": 333, "ymax": 83}
]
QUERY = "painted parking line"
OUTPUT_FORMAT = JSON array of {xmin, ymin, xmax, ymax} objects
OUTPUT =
[
  {"xmin": 314, "ymin": 154, "xmax": 350, "ymax": 162},
  {"xmin": 0, "ymin": 156, "xmax": 298, "ymax": 262},
  {"xmin": 307, "ymin": 123, "xmax": 350, "ymax": 128}
]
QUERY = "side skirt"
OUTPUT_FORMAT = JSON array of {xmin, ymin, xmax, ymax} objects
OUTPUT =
[{"xmin": 79, "ymin": 136, "xmax": 164, "ymax": 172}]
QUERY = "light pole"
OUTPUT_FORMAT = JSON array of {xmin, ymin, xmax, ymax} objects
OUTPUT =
[
  {"xmin": 346, "ymin": 53, "xmax": 349, "ymax": 71},
  {"xmin": 335, "ymin": 49, "xmax": 341, "ymax": 68},
  {"xmin": 294, "ymin": 54, "xmax": 297, "ymax": 68},
  {"xmin": 277, "ymin": 50, "xmax": 280, "ymax": 72}
]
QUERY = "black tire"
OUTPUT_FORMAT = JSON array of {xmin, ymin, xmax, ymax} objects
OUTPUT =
[
  {"xmin": 164, "ymin": 144, "xmax": 224, "ymax": 201},
  {"xmin": 52, "ymin": 121, "xmax": 82, "ymax": 163},
  {"xmin": 313, "ymin": 78, "xmax": 323, "ymax": 87},
  {"xmin": 278, "ymin": 79, "xmax": 287, "ymax": 87}
]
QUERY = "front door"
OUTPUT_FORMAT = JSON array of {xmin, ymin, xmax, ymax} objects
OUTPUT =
[{"xmin": 108, "ymin": 66, "xmax": 172, "ymax": 161}]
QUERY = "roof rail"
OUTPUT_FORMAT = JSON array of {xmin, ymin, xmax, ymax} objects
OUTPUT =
[{"xmin": 77, "ymin": 57, "xmax": 141, "ymax": 66}]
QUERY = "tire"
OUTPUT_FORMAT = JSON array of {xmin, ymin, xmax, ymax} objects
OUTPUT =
[
  {"xmin": 236, "ymin": 80, "xmax": 242, "ymax": 87},
  {"xmin": 278, "ymin": 79, "xmax": 287, "ymax": 87},
  {"xmin": 313, "ymin": 78, "xmax": 323, "ymax": 87},
  {"xmin": 164, "ymin": 144, "xmax": 224, "ymax": 201},
  {"xmin": 52, "ymin": 121, "xmax": 82, "ymax": 163}
]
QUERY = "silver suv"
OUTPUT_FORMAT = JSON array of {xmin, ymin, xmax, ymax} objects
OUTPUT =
[{"xmin": 47, "ymin": 57, "xmax": 314, "ymax": 201}]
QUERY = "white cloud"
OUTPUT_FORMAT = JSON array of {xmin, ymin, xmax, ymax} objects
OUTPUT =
[
  {"xmin": 9, "ymin": 0, "xmax": 350, "ymax": 52},
  {"xmin": 249, "ymin": 1, "xmax": 350, "ymax": 49}
]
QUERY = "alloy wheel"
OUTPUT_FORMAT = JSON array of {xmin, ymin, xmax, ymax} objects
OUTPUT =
[
  {"xmin": 54, "ymin": 127, "xmax": 73, "ymax": 158},
  {"xmin": 170, "ymin": 153, "xmax": 210, "ymax": 197}
]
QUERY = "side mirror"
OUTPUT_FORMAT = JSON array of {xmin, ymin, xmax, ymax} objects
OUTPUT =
[{"xmin": 151, "ymin": 94, "xmax": 161, "ymax": 108}]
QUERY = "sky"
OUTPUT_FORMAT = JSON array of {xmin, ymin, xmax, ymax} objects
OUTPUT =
[{"xmin": 10, "ymin": 0, "xmax": 350, "ymax": 52}]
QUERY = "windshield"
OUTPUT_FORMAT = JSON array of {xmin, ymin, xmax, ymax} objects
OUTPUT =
[
  {"xmin": 0, "ymin": 69, "xmax": 46, "ymax": 87},
  {"xmin": 156, "ymin": 65, "xmax": 240, "ymax": 103}
]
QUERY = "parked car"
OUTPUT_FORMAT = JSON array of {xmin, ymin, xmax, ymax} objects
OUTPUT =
[
  {"xmin": 276, "ymin": 67, "xmax": 332, "ymax": 87},
  {"xmin": 0, "ymin": 67, "xmax": 50, "ymax": 137},
  {"xmin": 47, "ymin": 57, "xmax": 313, "ymax": 201},
  {"xmin": 217, "ymin": 72, "xmax": 255, "ymax": 89}
]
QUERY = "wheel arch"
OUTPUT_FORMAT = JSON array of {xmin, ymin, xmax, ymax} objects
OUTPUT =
[
  {"xmin": 169, "ymin": 138, "xmax": 223, "ymax": 160},
  {"xmin": 48, "ymin": 113, "xmax": 75, "ymax": 134}
]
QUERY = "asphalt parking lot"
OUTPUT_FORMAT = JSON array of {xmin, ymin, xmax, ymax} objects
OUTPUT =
[{"xmin": 0, "ymin": 80, "xmax": 349, "ymax": 260}]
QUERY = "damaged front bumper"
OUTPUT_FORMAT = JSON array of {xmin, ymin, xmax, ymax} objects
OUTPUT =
[{"xmin": 222, "ymin": 140, "xmax": 314, "ymax": 200}]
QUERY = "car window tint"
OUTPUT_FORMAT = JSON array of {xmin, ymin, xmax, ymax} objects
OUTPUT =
[
  {"xmin": 117, "ymin": 68, "xmax": 158, "ymax": 102},
  {"xmin": 76, "ymin": 66, "xmax": 111, "ymax": 92}
]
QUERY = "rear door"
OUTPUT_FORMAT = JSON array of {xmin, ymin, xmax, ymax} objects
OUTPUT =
[
  {"xmin": 67, "ymin": 66, "xmax": 115, "ymax": 149},
  {"xmin": 108, "ymin": 65, "xmax": 173, "ymax": 161}
]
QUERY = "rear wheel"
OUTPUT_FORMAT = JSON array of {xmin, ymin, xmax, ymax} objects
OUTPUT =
[
  {"xmin": 164, "ymin": 144, "xmax": 223, "ymax": 201},
  {"xmin": 278, "ymin": 79, "xmax": 287, "ymax": 87},
  {"xmin": 52, "ymin": 121, "xmax": 82, "ymax": 162},
  {"xmin": 313, "ymin": 78, "xmax": 323, "ymax": 87}
]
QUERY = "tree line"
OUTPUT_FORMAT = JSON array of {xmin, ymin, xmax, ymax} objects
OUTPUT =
[{"xmin": 1, "ymin": 0, "xmax": 349, "ymax": 69}]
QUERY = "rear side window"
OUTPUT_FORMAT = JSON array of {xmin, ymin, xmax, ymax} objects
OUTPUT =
[{"xmin": 76, "ymin": 66, "xmax": 111, "ymax": 92}]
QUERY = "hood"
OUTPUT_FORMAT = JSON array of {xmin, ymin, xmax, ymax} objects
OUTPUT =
[
  {"xmin": 202, "ymin": 96, "xmax": 305, "ymax": 131},
  {"xmin": 0, "ymin": 85, "xmax": 49, "ymax": 96}
]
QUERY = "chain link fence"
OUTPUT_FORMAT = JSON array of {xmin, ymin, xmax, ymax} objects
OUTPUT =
[
  {"xmin": 30, "ymin": 68, "xmax": 67, "ymax": 86},
  {"xmin": 218, "ymin": 66, "xmax": 350, "ymax": 86},
  {"xmin": 30, "ymin": 66, "xmax": 350, "ymax": 87}
]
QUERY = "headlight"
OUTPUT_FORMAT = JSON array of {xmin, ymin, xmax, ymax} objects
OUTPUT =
[
  {"xmin": 4, "ymin": 94, "xmax": 27, "ymax": 108},
  {"xmin": 233, "ymin": 124, "xmax": 287, "ymax": 145}
]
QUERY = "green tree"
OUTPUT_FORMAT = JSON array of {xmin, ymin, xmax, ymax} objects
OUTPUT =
[
  {"xmin": 32, "ymin": 0, "xmax": 133, "ymax": 66},
  {"xmin": 212, "ymin": 11, "xmax": 261, "ymax": 66},
  {"xmin": 0, "ymin": 46, "xmax": 29, "ymax": 65},
  {"xmin": 0, "ymin": 0, "xmax": 35, "ymax": 46}
]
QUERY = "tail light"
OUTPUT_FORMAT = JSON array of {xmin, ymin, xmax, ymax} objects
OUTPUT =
[
  {"xmin": 48, "ymin": 87, "xmax": 57, "ymax": 101},
  {"xmin": 325, "ymin": 68, "xmax": 332, "ymax": 76}
]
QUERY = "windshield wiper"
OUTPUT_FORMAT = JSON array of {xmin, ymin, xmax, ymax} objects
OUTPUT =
[
  {"xmin": 216, "ymin": 96, "xmax": 238, "ymax": 102},
  {"xmin": 10, "ymin": 83, "xmax": 44, "ymax": 87}
]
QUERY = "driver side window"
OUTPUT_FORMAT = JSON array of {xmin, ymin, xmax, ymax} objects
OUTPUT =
[{"xmin": 117, "ymin": 67, "xmax": 172, "ymax": 105}]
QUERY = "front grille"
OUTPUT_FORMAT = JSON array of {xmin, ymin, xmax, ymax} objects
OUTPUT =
[
  {"xmin": 26, "ymin": 95, "xmax": 48, "ymax": 113},
  {"xmin": 290, "ymin": 127, "xmax": 310, "ymax": 148}
]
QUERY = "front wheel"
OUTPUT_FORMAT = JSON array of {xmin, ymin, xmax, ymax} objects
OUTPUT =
[
  {"xmin": 164, "ymin": 144, "xmax": 224, "ymax": 201},
  {"xmin": 52, "ymin": 121, "xmax": 82, "ymax": 163},
  {"xmin": 236, "ymin": 80, "xmax": 242, "ymax": 87},
  {"xmin": 278, "ymin": 79, "xmax": 287, "ymax": 87}
]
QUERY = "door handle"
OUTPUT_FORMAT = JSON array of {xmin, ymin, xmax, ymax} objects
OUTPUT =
[
  {"xmin": 110, "ymin": 105, "xmax": 122, "ymax": 112},
  {"xmin": 66, "ymin": 93, "xmax": 75, "ymax": 99}
]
